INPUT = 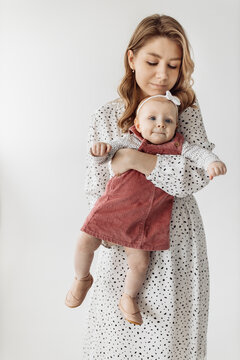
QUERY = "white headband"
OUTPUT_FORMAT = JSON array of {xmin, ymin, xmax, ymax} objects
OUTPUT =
[{"xmin": 136, "ymin": 90, "xmax": 181, "ymax": 116}]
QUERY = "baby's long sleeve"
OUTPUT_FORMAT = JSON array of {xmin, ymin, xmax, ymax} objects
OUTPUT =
[
  {"xmin": 146, "ymin": 97, "xmax": 216, "ymax": 198},
  {"xmin": 181, "ymin": 141, "xmax": 221, "ymax": 171},
  {"xmin": 91, "ymin": 134, "xmax": 137, "ymax": 165}
]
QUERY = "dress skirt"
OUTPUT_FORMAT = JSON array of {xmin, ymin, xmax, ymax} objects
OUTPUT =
[
  {"xmin": 81, "ymin": 170, "xmax": 174, "ymax": 251},
  {"xmin": 82, "ymin": 195, "xmax": 209, "ymax": 360}
]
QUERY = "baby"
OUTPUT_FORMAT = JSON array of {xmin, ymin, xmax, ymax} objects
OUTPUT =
[{"xmin": 65, "ymin": 91, "xmax": 227, "ymax": 325}]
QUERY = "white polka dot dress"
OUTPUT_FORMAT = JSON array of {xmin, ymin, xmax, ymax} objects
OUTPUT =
[{"xmin": 82, "ymin": 97, "xmax": 215, "ymax": 360}]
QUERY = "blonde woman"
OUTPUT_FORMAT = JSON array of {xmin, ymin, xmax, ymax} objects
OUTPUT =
[
  {"xmin": 65, "ymin": 91, "xmax": 227, "ymax": 327},
  {"xmin": 75, "ymin": 14, "xmax": 221, "ymax": 359}
]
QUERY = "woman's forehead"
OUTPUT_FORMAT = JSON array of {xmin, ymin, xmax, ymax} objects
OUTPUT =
[{"xmin": 138, "ymin": 37, "xmax": 182, "ymax": 60}]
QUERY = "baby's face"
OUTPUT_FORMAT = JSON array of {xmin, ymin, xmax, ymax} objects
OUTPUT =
[{"xmin": 135, "ymin": 98, "xmax": 178, "ymax": 144}]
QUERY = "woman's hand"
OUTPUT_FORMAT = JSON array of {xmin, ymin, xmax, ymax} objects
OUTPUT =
[
  {"xmin": 111, "ymin": 148, "xmax": 132, "ymax": 176},
  {"xmin": 111, "ymin": 148, "xmax": 157, "ymax": 177},
  {"xmin": 207, "ymin": 161, "xmax": 227, "ymax": 180}
]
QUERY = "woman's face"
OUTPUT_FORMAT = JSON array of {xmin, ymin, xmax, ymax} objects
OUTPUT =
[{"xmin": 128, "ymin": 37, "xmax": 182, "ymax": 99}]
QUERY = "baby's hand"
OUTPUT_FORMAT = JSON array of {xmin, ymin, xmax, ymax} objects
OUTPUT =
[
  {"xmin": 207, "ymin": 161, "xmax": 227, "ymax": 180},
  {"xmin": 90, "ymin": 142, "xmax": 112, "ymax": 157}
]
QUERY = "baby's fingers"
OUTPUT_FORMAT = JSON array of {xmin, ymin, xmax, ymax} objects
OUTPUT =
[
  {"xmin": 216, "ymin": 163, "xmax": 227, "ymax": 176},
  {"xmin": 106, "ymin": 144, "xmax": 112, "ymax": 153},
  {"xmin": 91, "ymin": 143, "xmax": 101, "ymax": 156},
  {"xmin": 89, "ymin": 143, "xmax": 113, "ymax": 157},
  {"xmin": 214, "ymin": 167, "xmax": 221, "ymax": 176},
  {"xmin": 222, "ymin": 163, "xmax": 227, "ymax": 174},
  {"xmin": 98, "ymin": 143, "xmax": 108, "ymax": 156},
  {"xmin": 218, "ymin": 165, "xmax": 225, "ymax": 175},
  {"xmin": 91, "ymin": 142, "xmax": 107, "ymax": 156},
  {"xmin": 207, "ymin": 168, "xmax": 215, "ymax": 180},
  {"xmin": 90, "ymin": 145, "xmax": 97, "ymax": 156}
]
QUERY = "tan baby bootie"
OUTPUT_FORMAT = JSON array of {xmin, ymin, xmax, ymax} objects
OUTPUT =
[
  {"xmin": 65, "ymin": 273, "xmax": 93, "ymax": 308},
  {"xmin": 118, "ymin": 292, "xmax": 143, "ymax": 325}
]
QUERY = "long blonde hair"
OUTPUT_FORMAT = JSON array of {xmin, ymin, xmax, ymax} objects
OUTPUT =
[{"xmin": 117, "ymin": 14, "xmax": 196, "ymax": 133}]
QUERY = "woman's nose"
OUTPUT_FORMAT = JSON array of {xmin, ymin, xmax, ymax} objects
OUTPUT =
[{"xmin": 156, "ymin": 64, "xmax": 168, "ymax": 81}]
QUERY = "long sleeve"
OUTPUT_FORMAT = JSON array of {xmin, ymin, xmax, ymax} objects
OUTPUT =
[
  {"xmin": 92, "ymin": 133, "xmax": 139, "ymax": 165},
  {"xmin": 84, "ymin": 99, "xmax": 126, "ymax": 211},
  {"xmin": 182, "ymin": 141, "xmax": 221, "ymax": 171},
  {"xmin": 84, "ymin": 107, "xmax": 112, "ymax": 210},
  {"xmin": 146, "ymin": 97, "xmax": 216, "ymax": 198}
]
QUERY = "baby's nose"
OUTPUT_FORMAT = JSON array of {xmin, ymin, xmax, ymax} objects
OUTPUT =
[{"xmin": 157, "ymin": 123, "xmax": 165, "ymax": 128}]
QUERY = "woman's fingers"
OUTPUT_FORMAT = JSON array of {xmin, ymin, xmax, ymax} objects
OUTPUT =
[{"xmin": 111, "ymin": 148, "xmax": 129, "ymax": 175}]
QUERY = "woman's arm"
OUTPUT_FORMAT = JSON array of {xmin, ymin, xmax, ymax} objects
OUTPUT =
[
  {"xmin": 126, "ymin": 97, "xmax": 216, "ymax": 198},
  {"xmin": 84, "ymin": 105, "xmax": 114, "ymax": 210},
  {"xmin": 84, "ymin": 99, "xmax": 136, "ymax": 209},
  {"xmin": 111, "ymin": 148, "xmax": 157, "ymax": 176},
  {"xmin": 124, "ymin": 150, "xmax": 157, "ymax": 176}
]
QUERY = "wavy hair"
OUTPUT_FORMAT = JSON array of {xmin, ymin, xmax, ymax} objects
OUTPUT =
[{"xmin": 117, "ymin": 14, "xmax": 196, "ymax": 132}]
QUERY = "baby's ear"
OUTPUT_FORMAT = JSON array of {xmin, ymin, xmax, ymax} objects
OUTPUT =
[{"xmin": 134, "ymin": 117, "xmax": 140, "ymax": 129}]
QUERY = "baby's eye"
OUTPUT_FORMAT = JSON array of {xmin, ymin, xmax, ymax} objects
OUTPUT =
[
  {"xmin": 148, "ymin": 116, "xmax": 156, "ymax": 121},
  {"xmin": 165, "ymin": 119, "xmax": 172, "ymax": 123}
]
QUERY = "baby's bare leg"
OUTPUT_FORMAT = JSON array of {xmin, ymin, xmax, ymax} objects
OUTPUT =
[
  {"xmin": 123, "ymin": 247, "xmax": 150, "ymax": 298},
  {"xmin": 74, "ymin": 231, "xmax": 101, "ymax": 279}
]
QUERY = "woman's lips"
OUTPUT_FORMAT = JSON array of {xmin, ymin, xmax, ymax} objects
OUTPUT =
[{"xmin": 150, "ymin": 83, "xmax": 167, "ymax": 88}]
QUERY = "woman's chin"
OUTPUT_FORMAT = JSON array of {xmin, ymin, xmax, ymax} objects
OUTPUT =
[
  {"xmin": 149, "ymin": 90, "xmax": 168, "ymax": 97},
  {"xmin": 139, "ymin": 88, "xmax": 167, "ymax": 99}
]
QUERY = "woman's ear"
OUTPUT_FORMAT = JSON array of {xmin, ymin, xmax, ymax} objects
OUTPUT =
[{"xmin": 127, "ymin": 49, "xmax": 135, "ymax": 71}]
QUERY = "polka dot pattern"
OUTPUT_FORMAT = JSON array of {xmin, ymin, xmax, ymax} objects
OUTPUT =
[{"xmin": 82, "ymin": 98, "xmax": 213, "ymax": 359}]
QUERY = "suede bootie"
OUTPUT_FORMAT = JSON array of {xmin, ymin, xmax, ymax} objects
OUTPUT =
[
  {"xmin": 118, "ymin": 292, "xmax": 143, "ymax": 325},
  {"xmin": 65, "ymin": 273, "xmax": 93, "ymax": 308}
]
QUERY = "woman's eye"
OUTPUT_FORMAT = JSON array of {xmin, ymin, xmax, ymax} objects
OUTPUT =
[
  {"xmin": 146, "ymin": 61, "xmax": 158, "ymax": 66},
  {"xmin": 146, "ymin": 61, "xmax": 178, "ymax": 69}
]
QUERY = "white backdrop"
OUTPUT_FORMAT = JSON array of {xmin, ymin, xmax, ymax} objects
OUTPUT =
[{"xmin": 0, "ymin": 0, "xmax": 239, "ymax": 359}]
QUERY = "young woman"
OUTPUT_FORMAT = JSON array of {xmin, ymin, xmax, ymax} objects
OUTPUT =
[{"xmin": 80, "ymin": 14, "xmax": 220, "ymax": 359}]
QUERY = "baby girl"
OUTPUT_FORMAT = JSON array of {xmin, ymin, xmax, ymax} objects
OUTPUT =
[{"xmin": 65, "ymin": 91, "xmax": 226, "ymax": 325}]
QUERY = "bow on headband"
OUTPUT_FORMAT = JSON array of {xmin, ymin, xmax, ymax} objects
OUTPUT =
[
  {"xmin": 165, "ymin": 90, "xmax": 181, "ymax": 106},
  {"xmin": 136, "ymin": 90, "xmax": 181, "ymax": 115}
]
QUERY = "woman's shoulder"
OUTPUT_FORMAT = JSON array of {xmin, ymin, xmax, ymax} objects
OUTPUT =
[
  {"xmin": 178, "ymin": 96, "xmax": 202, "ymax": 128},
  {"xmin": 178, "ymin": 95, "xmax": 215, "ymax": 149},
  {"xmin": 179, "ymin": 96, "xmax": 199, "ymax": 117},
  {"xmin": 92, "ymin": 97, "xmax": 125, "ymax": 118},
  {"xmin": 89, "ymin": 98, "xmax": 125, "ymax": 140}
]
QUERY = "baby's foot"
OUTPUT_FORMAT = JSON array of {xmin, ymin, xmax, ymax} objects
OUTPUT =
[
  {"xmin": 118, "ymin": 293, "xmax": 143, "ymax": 325},
  {"xmin": 65, "ymin": 273, "xmax": 93, "ymax": 308}
]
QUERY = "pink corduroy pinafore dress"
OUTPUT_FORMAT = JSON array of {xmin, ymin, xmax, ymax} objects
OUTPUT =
[{"xmin": 81, "ymin": 125, "xmax": 184, "ymax": 251}]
